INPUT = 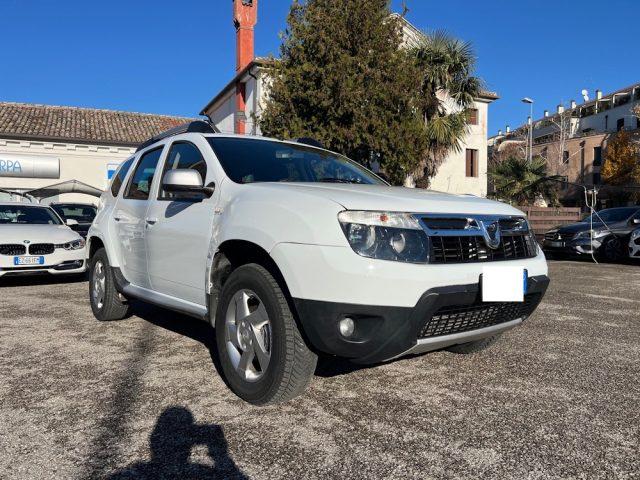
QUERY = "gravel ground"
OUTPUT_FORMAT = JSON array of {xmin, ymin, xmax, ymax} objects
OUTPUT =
[{"xmin": 1, "ymin": 260, "xmax": 639, "ymax": 480}]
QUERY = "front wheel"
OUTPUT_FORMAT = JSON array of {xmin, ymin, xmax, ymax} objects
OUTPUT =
[
  {"xmin": 215, "ymin": 264, "xmax": 317, "ymax": 405},
  {"xmin": 89, "ymin": 248, "xmax": 130, "ymax": 321},
  {"xmin": 601, "ymin": 236, "xmax": 623, "ymax": 263}
]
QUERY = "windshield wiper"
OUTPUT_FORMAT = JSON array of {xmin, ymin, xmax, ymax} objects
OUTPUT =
[{"xmin": 318, "ymin": 177, "xmax": 362, "ymax": 184}]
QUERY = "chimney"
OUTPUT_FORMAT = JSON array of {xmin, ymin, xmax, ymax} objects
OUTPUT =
[
  {"xmin": 557, "ymin": 104, "xmax": 564, "ymax": 114},
  {"xmin": 234, "ymin": 0, "xmax": 257, "ymax": 72},
  {"xmin": 544, "ymin": 110, "xmax": 549, "ymax": 117},
  {"xmin": 233, "ymin": 0, "xmax": 258, "ymax": 135},
  {"xmin": 596, "ymin": 89, "xmax": 602, "ymax": 100},
  {"xmin": 570, "ymin": 100, "xmax": 576, "ymax": 109},
  {"xmin": 506, "ymin": 125, "xmax": 511, "ymax": 133},
  {"xmin": 498, "ymin": 129, "xmax": 503, "ymax": 136}
]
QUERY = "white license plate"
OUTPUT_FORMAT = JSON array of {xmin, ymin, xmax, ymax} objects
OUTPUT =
[
  {"xmin": 482, "ymin": 266, "xmax": 526, "ymax": 302},
  {"xmin": 14, "ymin": 256, "xmax": 45, "ymax": 266},
  {"xmin": 548, "ymin": 241, "xmax": 564, "ymax": 248}
]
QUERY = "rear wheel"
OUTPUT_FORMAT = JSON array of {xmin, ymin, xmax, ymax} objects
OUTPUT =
[
  {"xmin": 215, "ymin": 264, "xmax": 317, "ymax": 405},
  {"xmin": 446, "ymin": 334, "xmax": 502, "ymax": 354},
  {"xmin": 601, "ymin": 236, "xmax": 623, "ymax": 263},
  {"xmin": 89, "ymin": 248, "xmax": 130, "ymax": 321}
]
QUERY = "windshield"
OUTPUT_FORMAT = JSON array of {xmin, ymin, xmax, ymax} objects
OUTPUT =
[
  {"xmin": 207, "ymin": 137, "xmax": 385, "ymax": 185},
  {"xmin": 0, "ymin": 205, "xmax": 62, "ymax": 225},
  {"xmin": 582, "ymin": 207, "xmax": 639, "ymax": 224},
  {"xmin": 51, "ymin": 204, "xmax": 97, "ymax": 223}
]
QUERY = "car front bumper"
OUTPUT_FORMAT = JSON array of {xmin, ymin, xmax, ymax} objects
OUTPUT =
[
  {"xmin": 543, "ymin": 237, "xmax": 603, "ymax": 256},
  {"xmin": 294, "ymin": 275, "xmax": 550, "ymax": 364},
  {"xmin": 0, "ymin": 249, "xmax": 87, "ymax": 277}
]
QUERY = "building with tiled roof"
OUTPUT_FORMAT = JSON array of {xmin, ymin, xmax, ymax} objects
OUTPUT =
[{"xmin": 0, "ymin": 102, "xmax": 193, "ymax": 203}]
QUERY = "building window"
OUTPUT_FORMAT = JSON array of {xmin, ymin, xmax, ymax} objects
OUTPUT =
[
  {"xmin": 465, "ymin": 149, "xmax": 478, "ymax": 177},
  {"xmin": 563, "ymin": 150, "xmax": 569, "ymax": 164},
  {"xmin": 467, "ymin": 108, "xmax": 479, "ymax": 125},
  {"xmin": 593, "ymin": 146, "xmax": 602, "ymax": 166},
  {"xmin": 617, "ymin": 118, "xmax": 625, "ymax": 131}
]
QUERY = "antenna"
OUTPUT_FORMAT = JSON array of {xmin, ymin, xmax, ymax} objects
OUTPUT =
[{"xmin": 581, "ymin": 89, "xmax": 589, "ymax": 102}]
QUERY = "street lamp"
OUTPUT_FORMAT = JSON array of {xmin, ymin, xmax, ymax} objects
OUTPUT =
[{"xmin": 521, "ymin": 97, "xmax": 534, "ymax": 163}]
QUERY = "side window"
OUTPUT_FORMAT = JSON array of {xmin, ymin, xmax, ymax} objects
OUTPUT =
[
  {"xmin": 125, "ymin": 147, "xmax": 163, "ymax": 200},
  {"xmin": 159, "ymin": 142, "xmax": 208, "ymax": 200},
  {"xmin": 110, "ymin": 158, "xmax": 134, "ymax": 197}
]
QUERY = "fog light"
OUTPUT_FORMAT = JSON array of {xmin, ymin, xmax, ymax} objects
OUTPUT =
[{"xmin": 339, "ymin": 317, "xmax": 355, "ymax": 337}]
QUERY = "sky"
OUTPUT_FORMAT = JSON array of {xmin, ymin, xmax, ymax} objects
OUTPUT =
[{"xmin": 1, "ymin": 0, "xmax": 638, "ymax": 136}]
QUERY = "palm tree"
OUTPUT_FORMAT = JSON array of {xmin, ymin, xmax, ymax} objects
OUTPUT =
[
  {"xmin": 410, "ymin": 31, "xmax": 483, "ymax": 186},
  {"xmin": 489, "ymin": 155, "xmax": 563, "ymax": 205}
]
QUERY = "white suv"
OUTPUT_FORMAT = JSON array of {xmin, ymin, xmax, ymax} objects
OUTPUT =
[{"xmin": 87, "ymin": 121, "xmax": 549, "ymax": 405}]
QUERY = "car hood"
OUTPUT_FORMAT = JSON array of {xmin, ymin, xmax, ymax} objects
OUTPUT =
[
  {"xmin": 0, "ymin": 225, "xmax": 82, "ymax": 244},
  {"xmin": 249, "ymin": 183, "xmax": 524, "ymax": 216},
  {"xmin": 555, "ymin": 221, "xmax": 622, "ymax": 234}
]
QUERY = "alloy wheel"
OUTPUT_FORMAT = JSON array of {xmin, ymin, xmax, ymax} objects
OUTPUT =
[
  {"xmin": 224, "ymin": 289, "xmax": 272, "ymax": 382},
  {"xmin": 92, "ymin": 260, "xmax": 106, "ymax": 310}
]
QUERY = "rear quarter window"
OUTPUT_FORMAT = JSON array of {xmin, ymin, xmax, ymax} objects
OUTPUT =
[{"xmin": 110, "ymin": 158, "xmax": 134, "ymax": 197}]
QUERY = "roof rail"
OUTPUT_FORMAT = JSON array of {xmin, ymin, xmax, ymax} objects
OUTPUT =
[
  {"xmin": 294, "ymin": 137, "xmax": 325, "ymax": 149},
  {"xmin": 136, "ymin": 120, "xmax": 219, "ymax": 152}
]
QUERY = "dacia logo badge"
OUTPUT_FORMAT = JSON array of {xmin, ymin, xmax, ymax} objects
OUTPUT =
[
  {"xmin": 480, "ymin": 220, "xmax": 501, "ymax": 250},
  {"xmin": 23, "ymin": 240, "xmax": 31, "ymax": 244}
]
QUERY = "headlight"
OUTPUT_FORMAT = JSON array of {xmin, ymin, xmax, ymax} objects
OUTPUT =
[
  {"xmin": 338, "ymin": 211, "xmax": 430, "ymax": 263},
  {"xmin": 573, "ymin": 229, "xmax": 608, "ymax": 240},
  {"xmin": 64, "ymin": 239, "xmax": 85, "ymax": 250}
]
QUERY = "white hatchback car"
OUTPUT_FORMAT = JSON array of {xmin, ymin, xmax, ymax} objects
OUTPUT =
[{"xmin": 0, "ymin": 202, "xmax": 87, "ymax": 277}]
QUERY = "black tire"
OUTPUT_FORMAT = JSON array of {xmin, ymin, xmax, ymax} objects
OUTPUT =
[
  {"xmin": 89, "ymin": 248, "xmax": 130, "ymax": 321},
  {"xmin": 446, "ymin": 334, "xmax": 502, "ymax": 354},
  {"xmin": 215, "ymin": 263, "xmax": 317, "ymax": 405},
  {"xmin": 601, "ymin": 236, "xmax": 623, "ymax": 263}
]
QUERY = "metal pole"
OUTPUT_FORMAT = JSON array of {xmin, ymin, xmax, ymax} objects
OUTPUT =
[{"xmin": 529, "ymin": 102, "xmax": 533, "ymax": 163}]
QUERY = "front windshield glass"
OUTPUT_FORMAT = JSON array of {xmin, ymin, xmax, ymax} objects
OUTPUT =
[
  {"xmin": 0, "ymin": 205, "xmax": 62, "ymax": 225},
  {"xmin": 51, "ymin": 204, "xmax": 97, "ymax": 223},
  {"xmin": 582, "ymin": 208, "xmax": 638, "ymax": 224},
  {"xmin": 207, "ymin": 137, "xmax": 385, "ymax": 185}
]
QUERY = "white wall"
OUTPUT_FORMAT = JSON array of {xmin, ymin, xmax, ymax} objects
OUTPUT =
[{"xmin": 0, "ymin": 138, "xmax": 134, "ymax": 204}]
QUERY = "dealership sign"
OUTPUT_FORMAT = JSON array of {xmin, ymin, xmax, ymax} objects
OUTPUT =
[{"xmin": 0, "ymin": 154, "xmax": 60, "ymax": 179}]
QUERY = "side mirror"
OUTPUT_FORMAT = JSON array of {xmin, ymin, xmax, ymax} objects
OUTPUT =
[
  {"xmin": 66, "ymin": 219, "xmax": 79, "ymax": 226},
  {"xmin": 162, "ymin": 170, "xmax": 214, "ymax": 198},
  {"xmin": 632, "ymin": 218, "xmax": 640, "ymax": 225}
]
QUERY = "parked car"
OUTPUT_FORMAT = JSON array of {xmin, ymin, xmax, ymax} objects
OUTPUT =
[
  {"xmin": 543, "ymin": 207, "xmax": 640, "ymax": 261},
  {"xmin": 50, "ymin": 202, "xmax": 97, "ymax": 238},
  {"xmin": 87, "ymin": 121, "xmax": 549, "ymax": 405},
  {"xmin": 0, "ymin": 202, "xmax": 86, "ymax": 277},
  {"xmin": 629, "ymin": 228, "xmax": 640, "ymax": 259}
]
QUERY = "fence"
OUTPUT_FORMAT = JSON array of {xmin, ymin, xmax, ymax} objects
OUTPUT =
[{"xmin": 517, "ymin": 206, "xmax": 583, "ymax": 240}]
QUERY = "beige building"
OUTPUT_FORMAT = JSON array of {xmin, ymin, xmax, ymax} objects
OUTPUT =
[
  {"xmin": 201, "ymin": 3, "xmax": 498, "ymax": 197},
  {"xmin": 489, "ymin": 82, "xmax": 640, "ymax": 205},
  {"xmin": 0, "ymin": 102, "xmax": 191, "ymax": 203}
]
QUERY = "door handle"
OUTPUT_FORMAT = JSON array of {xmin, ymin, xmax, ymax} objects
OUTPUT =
[
  {"xmin": 113, "ymin": 217, "xmax": 121, "ymax": 222},
  {"xmin": 145, "ymin": 218, "xmax": 158, "ymax": 225}
]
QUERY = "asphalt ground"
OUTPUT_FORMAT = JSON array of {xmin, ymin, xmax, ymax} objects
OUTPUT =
[{"xmin": 1, "ymin": 260, "xmax": 639, "ymax": 479}]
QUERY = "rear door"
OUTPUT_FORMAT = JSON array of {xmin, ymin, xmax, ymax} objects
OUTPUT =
[
  {"xmin": 112, "ymin": 146, "xmax": 164, "ymax": 288},
  {"xmin": 145, "ymin": 136, "xmax": 218, "ymax": 305}
]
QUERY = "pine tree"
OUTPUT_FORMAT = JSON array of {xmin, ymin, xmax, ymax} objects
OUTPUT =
[{"xmin": 259, "ymin": 0, "xmax": 427, "ymax": 184}]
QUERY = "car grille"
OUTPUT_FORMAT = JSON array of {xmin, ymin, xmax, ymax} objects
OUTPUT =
[
  {"xmin": 0, "ymin": 244, "xmax": 27, "ymax": 255},
  {"xmin": 419, "ymin": 293, "xmax": 541, "ymax": 339},
  {"xmin": 430, "ymin": 233, "xmax": 537, "ymax": 264},
  {"xmin": 29, "ymin": 243, "xmax": 55, "ymax": 255}
]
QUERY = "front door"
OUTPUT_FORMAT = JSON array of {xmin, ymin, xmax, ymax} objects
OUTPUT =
[
  {"xmin": 145, "ymin": 138, "xmax": 218, "ymax": 306},
  {"xmin": 113, "ymin": 146, "xmax": 164, "ymax": 289}
]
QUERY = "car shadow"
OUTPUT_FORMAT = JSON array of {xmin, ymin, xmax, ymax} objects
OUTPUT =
[
  {"xmin": 0, "ymin": 272, "xmax": 87, "ymax": 287},
  {"xmin": 128, "ymin": 299, "xmax": 372, "ymax": 380},
  {"xmin": 106, "ymin": 406, "xmax": 248, "ymax": 479}
]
